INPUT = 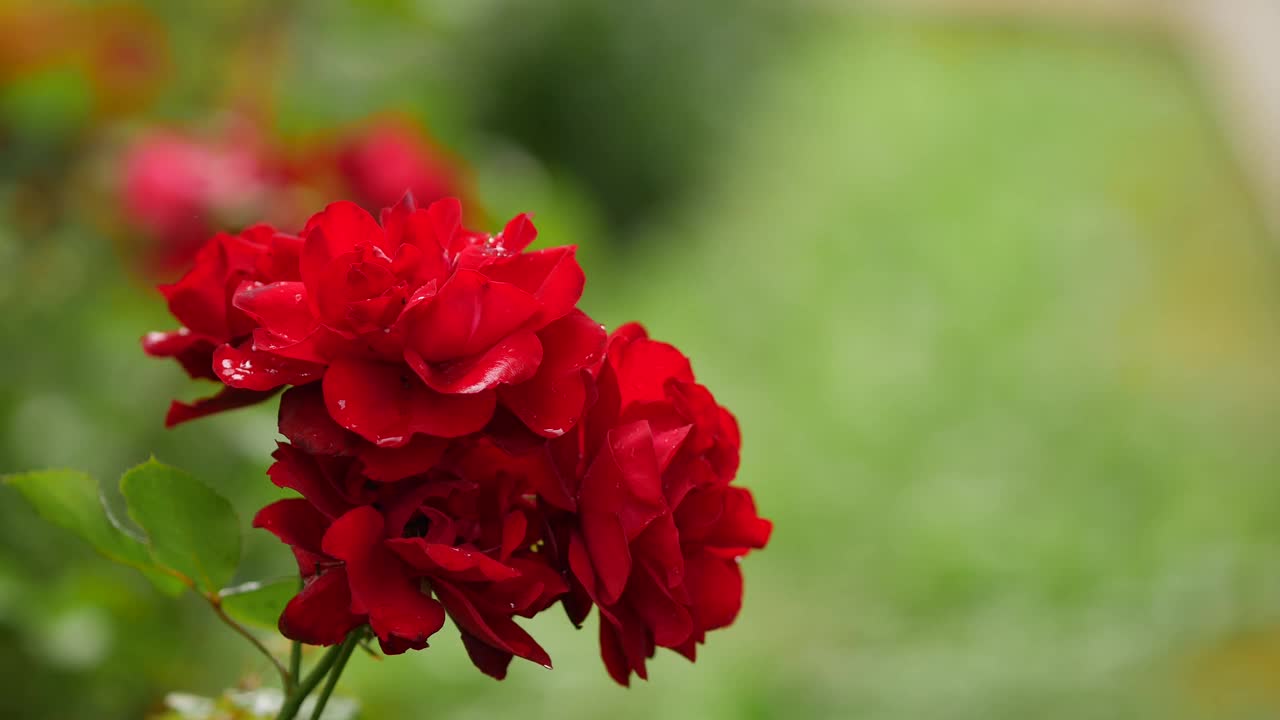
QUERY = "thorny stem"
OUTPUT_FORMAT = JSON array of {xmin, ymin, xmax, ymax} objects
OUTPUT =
[{"xmin": 307, "ymin": 632, "xmax": 361, "ymax": 720}]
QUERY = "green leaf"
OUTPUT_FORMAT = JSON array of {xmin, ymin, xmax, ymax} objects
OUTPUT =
[
  {"xmin": 219, "ymin": 579, "xmax": 296, "ymax": 631},
  {"xmin": 3, "ymin": 469, "xmax": 184, "ymax": 595},
  {"xmin": 121, "ymin": 458, "xmax": 241, "ymax": 593}
]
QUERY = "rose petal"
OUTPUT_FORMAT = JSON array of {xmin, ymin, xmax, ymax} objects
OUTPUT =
[
  {"xmin": 612, "ymin": 606, "xmax": 654, "ymax": 681},
  {"xmin": 483, "ymin": 246, "xmax": 584, "ymax": 326},
  {"xmin": 500, "ymin": 512, "xmax": 528, "ymax": 562},
  {"xmin": 266, "ymin": 444, "xmax": 357, "ymax": 520},
  {"xmin": 653, "ymin": 425, "xmax": 693, "ymax": 473},
  {"xmin": 323, "ymin": 357, "xmax": 496, "ymax": 445},
  {"xmin": 142, "ymin": 329, "xmax": 217, "ymax": 381},
  {"xmin": 566, "ymin": 532, "xmax": 598, "ymax": 625},
  {"xmin": 301, "ymin": 202, "xmax": 389, "ymax": 279},
  {"xmin": 322, "ymin": 507, "xmax": 446, "ymax": 650},
  {"xmin": 633, "ymin": 513, "xmax": 685, "ymax": 590},
  {"xmin": 684, "ymin": 547, "xmax": 744, "ymax": 632},
  {"xmin": 386, "ymin": 540, "xmax": 520, "ymax": 583},
  {"xmin": 582, "ymin": 511, "xmax": 630, "ymax": 607},
  {"xmin": 611, "ymin": 334, "xmax": 695, "ymax": 409},
  {"xmin": 159, "ymin": 234, "xmax": 235, "ymax": 339},
  {"xmin": 461, "ymin": 630, "xmax": 515, "ymax": 680},
  {"xmin": 394, "ymin": 207, "xmax": 452, "ymax": 286},
  {"xmin": 378, "ymin": 192, "xmax": 417, "ymax": 246},
  {"xmin": 628, "ymin": 562, "xmax": 693, "ymax": 648},
  {"xmin": 433, "ymin": 579, "xmax": 551, "ymax": 668},
  {"xmin": 704, "ymin": 487, "xmax": 773, "ymax": 550},
  {"xmin": 499, "ymin": 213, "xmax": 537, "ymax": 252},
  {"xmin": 253, "ymin": 498, "xmax": 329, "ymax": 556},
  {"xmin": 279, "ymin": 569, "xmax": 363, "ymax": 646},
  {"xmin": 356, "ymin": 435, "xmax": 449, "ymax": 482},
  {"xmin": 250, "ymin": 324, "xmax": 349, "ymax": 365},
  {"xmin": 599, "ymin": 619, "xmax": 634, "ymax": 686},
  {"xmin": 213, "ymin": 342, "xmax": 324, "ymax": 391},
  {"xmin": 233, "ymin": 281, "xmax": 317, "ymax": 342},
  {"xmin": 500, "ymin": 309, "xmax": 605, "ymax": 437},
  {"xmin": 496, "ymin": 558, "xmax": 568, "ymax": 616},
  {"xmin": 606, "ymin": 422, "xmax": 667, "ymax": 532},
  {"xmin": 254, "ymin": 232, "xmax": 304, "ymax": 281},
  {"xmin": 421, "ymin": 198, "xmax": 464, "ymax": 257},
  {"xmin": 405, "ymin": 330, "xmax": 542, "ymax": 394},
  {"xmin": 278, "ymin": 385, "xmax": 356, "ymax": 455},
  {"xmin": 403, "ymin": 269, "xmax": 541, "ymax": 363},
  {"xmin": 165, "ymin": 386, "xmax": 279, "ymax": 427},
  {"xmin": 677, "ymin": 485, "xmax": 771, "ymax": 550}
]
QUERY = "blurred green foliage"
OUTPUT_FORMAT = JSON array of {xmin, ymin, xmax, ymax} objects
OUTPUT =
[{"xmin": 3, "ymin": 2, "xmax": 1280, "ymax": 719}]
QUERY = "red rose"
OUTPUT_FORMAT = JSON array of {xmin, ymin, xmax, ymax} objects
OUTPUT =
[
  {"xmin": 146, "ymin": 194, "xmax": 770, "ymax": 686},
  {"xmin": 254, "ymin": 438, "xmax": 566, "ymax": 671},
  {"xmin": 145, "ymin": 195, "xmax": 606, "ymax": 444},
  {"xmin": 142, "ymin": 224, "xmax": 316, "ymax": 425},
  {"xmin": 553, "ymin": 324, "xmax": 772, "ymax": 685}
]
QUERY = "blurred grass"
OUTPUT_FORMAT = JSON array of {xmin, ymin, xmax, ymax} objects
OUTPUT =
[{"xmin": 4, "ymin": 7, "xmax": 1280, "ymax": 720}]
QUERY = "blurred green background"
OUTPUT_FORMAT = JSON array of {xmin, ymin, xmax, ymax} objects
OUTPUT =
[{"xmin": 4, "ymin": 1, "xmax": 1280, "ymax": 719}]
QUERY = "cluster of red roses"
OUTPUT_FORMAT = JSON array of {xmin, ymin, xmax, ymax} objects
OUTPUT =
[{"xmin": 144, "ymin": 195, "xmax": 771, "ymax": 684}]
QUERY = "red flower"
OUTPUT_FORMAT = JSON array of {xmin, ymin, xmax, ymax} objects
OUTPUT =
[
  {"xmin": 144, "ymin": 196, "xmax": 606, "ymax": 442},
  {"xmin": 254, "ymin": 439, "xmax": 567, "ymax": 671},
  {"xmin": 141, "ymin": 224, "xmax": 316, "ymax": 426},
  {"xmin": 146, "ymin": 194, "xmax": 770, "ymax": 685},
  {"xmin": 553, "ymin": 324, "xmax": 772, "ymax": 685}
]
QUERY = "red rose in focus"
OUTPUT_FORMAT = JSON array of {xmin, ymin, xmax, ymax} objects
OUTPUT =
[
  {"xmin": 142, "ymin": 224, "xmax": 312, "ymax": 425},
  {"xmin": 145, "ymin": 195, "xmax": 605, "ymax": 443},
  {"xmin": 145, "ymin": 195, "xmax": 771, "ymax": 686},
  {"xmin": 254, "ymin": 438, "xmax": 567, "ymax": 672},
  {"xmin": 553, "ymin": 324, "xmax": 772, "ymax": 685}
]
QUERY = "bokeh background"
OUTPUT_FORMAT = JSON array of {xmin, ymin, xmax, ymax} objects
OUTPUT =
[{"xmin": 4, "ymin": 1, "xmax": 1280, "ymax": 718}]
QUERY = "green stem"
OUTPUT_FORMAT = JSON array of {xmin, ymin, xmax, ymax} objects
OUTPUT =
[
  {"xmin": 276, "ymin": 641, "xmax": 344, "ymax": 720},
  {"xmin": 288, "ymin": 580, "xmax": 302, "ymax": 684},
  {"xmin": 289, "ymin": 640, "xmax": 302, "ymax": 686},
  {"xmin": 308, "ymin": 632, "xmax": 360, "ymax": 720}
]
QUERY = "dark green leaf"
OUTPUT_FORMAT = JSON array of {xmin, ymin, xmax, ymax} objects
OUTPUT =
[{"xmin": 121, "ymin": 458, "xmax": 241, "ymax": 593}]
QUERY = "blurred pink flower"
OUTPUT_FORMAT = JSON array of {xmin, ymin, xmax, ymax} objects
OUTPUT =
[{"xmin": 122, "ymin": 125, "xmax": 270, "ymax": 271}]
